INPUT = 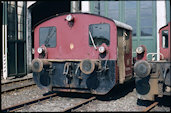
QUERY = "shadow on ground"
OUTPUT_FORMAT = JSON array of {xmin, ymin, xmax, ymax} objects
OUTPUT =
[
  {"xmin": 42, "ymin": 77, "xmax": 170, "ymax": 109},
  {"xmin": 43, "ymin": 90, "xmax": 93, "ymax": 99},
  {"xmin": 137, "ymin": 95, "xmax": 171, "ymax": 107},
  {"xmin": 95, "ymin": 78, "xmax": 135, "ymax": 101},
  {"xmin": 42, "ymin": 78, "xmax": 135, "ymax": 101}
]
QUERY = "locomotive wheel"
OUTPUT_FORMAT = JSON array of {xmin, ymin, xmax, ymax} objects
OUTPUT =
[
  {"xmin": 80, "ymin": 59, "xmax": 95, "ymax": 74},
  {"xmin": 134, "ymin": 60, "xmax": 151, "ymax": 78},
  {"xmin": 39, "ymin": 71, "xmax": 51, "ymax": 87},
  {"xmin": 135, "ymin": 76, "xmax": 150, "ymax": 95}
]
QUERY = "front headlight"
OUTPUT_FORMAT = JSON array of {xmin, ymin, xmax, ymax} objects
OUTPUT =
[
  {"xmin": 37, "ymin": 47, "xmax": 43, "ymax": 54},
  {"xmin": 136, "ymin": 46, "xmax": 144, "ymax": 54},
  {"xmin": 66, "ymin": 14, "xmax": 73, "ymax": 21},
  {"xmin": 99, "ymin": 46, "xmax": 105, "ymax": 53}
]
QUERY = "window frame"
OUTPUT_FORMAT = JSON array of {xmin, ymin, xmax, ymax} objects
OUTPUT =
[
  {"xmin": 39, "ymin": 26, "xmax": 57, "ymax": 48},
  {"xmin": 88, "ymin": 23, "xmax": 111, "ymax": 47},
  {"xmin": 162, "ymin": 30, "xmax": 169, "ymax": 48}
]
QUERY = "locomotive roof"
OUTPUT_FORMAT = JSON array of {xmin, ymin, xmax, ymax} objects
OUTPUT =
[
  {"xmin": 114, "ymin": 20, "xmax": 133, "ymax": 31},
  {"xmin": 159, "ymin": 22, "xmax": 170, "ymax": 31},
  {"xmin": 33, "ymin": 12, "xmax": 133, "ymax": 31}
]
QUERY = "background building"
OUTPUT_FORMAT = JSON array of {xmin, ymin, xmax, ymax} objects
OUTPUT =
[
  {"xmin": 1, "ymin": 0, "xmax": 170, "ymax": 79},
  {"xmin": 1, "ymin": 1, "xmax": 71, "ymax": 79},
  {"xmin": 2, "ymin": 1, "xmax": 27, "ymax": 79},
  {"xmin": 81, "ymin": 0, "xmax": 170, "ymax": 58}
]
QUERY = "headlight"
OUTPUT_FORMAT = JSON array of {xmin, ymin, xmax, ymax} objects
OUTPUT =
[
  {"xmin": 66, "ymin": 14, "xmax": 73, "ymax": 21},
  {"xmin": 136, "ymin": 46, "xmax": 144, "ymax": 54},
  {"xmin": 99, "ymin": 46, "xmax": 105, "ymax": 53},
  {"xmin": 37, "ymin": 47, "xmax": 43, "ymax": 54}
]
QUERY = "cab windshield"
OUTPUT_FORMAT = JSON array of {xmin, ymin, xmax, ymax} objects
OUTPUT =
[
  {"xmin": 89, "ymin": 23, "xmax": 110, "ymax": 46},
  {"xmin": 39, "ymin": 26, "xmax": 56, "ymax": 48}
]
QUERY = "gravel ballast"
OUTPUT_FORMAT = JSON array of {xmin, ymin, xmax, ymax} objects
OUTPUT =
[{"xmin": 1, "ymin": 78, "xmax": 170, "ymax": 112}]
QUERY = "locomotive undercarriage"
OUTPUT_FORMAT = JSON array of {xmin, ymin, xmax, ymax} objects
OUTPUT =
[
  {"xmin": 32, "ymin": 59, "xmax": 116, "ymax": 95},
  {"xmin": 134, "ymin": 60, "xmax": 171, "ymax": 101}
]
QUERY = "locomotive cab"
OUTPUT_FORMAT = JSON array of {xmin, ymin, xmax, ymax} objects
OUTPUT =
[{"xmin": 31, "ymin": 13, "xmax": 133, "ymax": 95}]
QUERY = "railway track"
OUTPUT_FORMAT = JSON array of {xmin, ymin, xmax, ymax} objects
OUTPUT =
[
  {"xmin": 1, "ymin": 89, "xmax": 163, "ymax": 112},
  {"xmin": 143, "ymin": 102, "xmax": 159, "ymax": 112},
  {"xmin": 1, "ymin": 76, "xmax": 162, "ymax": 112},
  {"xmin": 1, "ymin": 82, "xmax": 36, "ymax": 94},
  {"xmin": 62, "ymin": 96, "xmax": 96, "ymax": 112},
  {"xmin": 1, "ymin": 76, "xmax": 33, "ymax": 86},
  {"xmin": 1, "ymin": 75, "xmax": 96, "ymax": 112},
  {"xmin": 1, "ymin": 77, "xmax": 35, "ymax": 93},
  {"xmin": 2, "ymin": 92, "xmax": 96, "ymax": 112},
  {"xmin": 1, "ymin": 92, "xmax": 58, "ymax": 112}
]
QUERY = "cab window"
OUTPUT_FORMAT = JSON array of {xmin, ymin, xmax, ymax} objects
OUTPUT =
[
  {"xmin": 162, "ymin": 30, "xmax": 168, "ymax": 48},
  {"xmin": 89, "ymin": 23, "xmax": 110, "ymax": 46},
  {"xmin": 39, "ymin": 26, "xmax": 56, "ymax": 48},
  {"xmin": 125, "ymin": 30, "xmax": 130, "ymax": 54}
]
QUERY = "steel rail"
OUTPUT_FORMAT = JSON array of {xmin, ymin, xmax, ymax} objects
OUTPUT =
[
  {"xmin": 1, "ymin": 92, "xmax": 58, "ymax": 112},
  {"xmin": 62, "ymin": 96, "xmax": 96, "ymax": 112},
  {"xmin": 1, "ymin": 77, "xmax": 33, "ymax": 86},
  {"xmin": 143, "ymin": 102, "xmax": 159, "ymax": 112},
  {"xmin": 1, "ymin": 83, "xmax": 36, "ymax": 94}
]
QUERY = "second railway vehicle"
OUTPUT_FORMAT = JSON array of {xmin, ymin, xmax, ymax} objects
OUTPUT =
[
  {"xmin": 134, "ymin": 22, "xmax": 170, "ymax": 100},
  {"xmin": 31, "ymin": 13, "xmax": 133, "ymax": 95}
]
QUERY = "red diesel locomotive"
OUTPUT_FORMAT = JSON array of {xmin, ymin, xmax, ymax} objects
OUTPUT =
[
  {"xmin": 134, "ymin": 22, "xmax": 171, "ymax": 100},
  {"xmin": 31, "ymin": 13, "xmax": 133, "ymax": 95}
]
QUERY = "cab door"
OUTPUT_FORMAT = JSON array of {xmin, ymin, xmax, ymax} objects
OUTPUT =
[
  {"xmin": 7, "ymin": 1, "xmax": 27, "ymax": 77},
  {"xmin": 159, "ymin": 23, "xmax": 170, "ymax": 60}
]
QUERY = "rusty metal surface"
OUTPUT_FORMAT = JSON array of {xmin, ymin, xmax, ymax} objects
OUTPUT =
[
  {"xmin": 1, "ymin": 75, "xmax": 33, "ymax": 85},
  {"xmin": 1, "ymin": 83, "xmax": 36, "ymax": 93},
  {"xmin": 52, "ymin": 87, "xmax": 91, "ymax": 94},
  {"xmin": 33, "ymin": 60, "xmax": 116, "ymax": 95},
  {"xmin": 136, "ymin": 73, "xmax": 159, "ymax": 101},
  {"xmin": 80, "ymin": 59, "xmax": 95, "ymax": 75},
  {"xmin": 143, "ymin": 102, "xmax": 159, "ymax": 112},
  {"xmin": 135, "ymin": 61, "xmax": 169, "ymax": 101},
  {"xmin": 31, "ymin": 58, "xmax": 52, "ymax": 72}
]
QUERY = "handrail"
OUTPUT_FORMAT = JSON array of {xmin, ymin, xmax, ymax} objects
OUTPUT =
[{"xmin": 146, "ymin": 53, "xmax": 164, "ymax": 61}]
